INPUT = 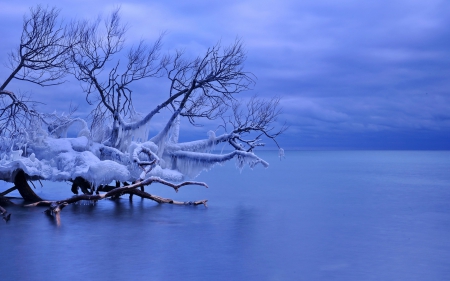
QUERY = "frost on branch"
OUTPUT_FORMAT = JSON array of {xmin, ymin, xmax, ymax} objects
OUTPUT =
[
  {"xmin": 0, "ymin": 6, "xmax": 286, "ymax": 220},
  {"xmin": 0, "ymin": 115, "xmax": 271, "ymax": 185}
]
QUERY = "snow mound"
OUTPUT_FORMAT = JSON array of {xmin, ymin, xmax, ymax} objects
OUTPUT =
[{"xmin": 86, "ymin": 160, "xmax": 130, "ymax": 186}]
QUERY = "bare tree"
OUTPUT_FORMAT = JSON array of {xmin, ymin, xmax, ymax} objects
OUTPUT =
[
  {"xmin": 68, "ymin": 9, "xmax": 164, "ymax": 146},
  {"xmin": 0, "ymin": 7, "xmax": 286, "ymax": 221},
  {"xmin": 0, "ymin": 5, "xmax": 80, "ymax": 136},
  {"xmin": 224, "ymin": 96, "xmax": 287, "ymax": 152},
  {"xmin": 67, "ymin": 10, "xmax": 276, "ymax": 153},
  {"xmin": 66, "ymin": 9, "xmax": 285, "ymax": 175}
]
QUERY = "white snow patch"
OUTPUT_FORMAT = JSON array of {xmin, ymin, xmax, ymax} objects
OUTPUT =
[{"xmin": 86, "ymin": 160, "xmax": 130, "ymax": 187}]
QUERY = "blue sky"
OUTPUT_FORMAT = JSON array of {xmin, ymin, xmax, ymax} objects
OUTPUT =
[{"xmin": 1, "ymin": 0, "xmax": 449, "ymax": 150}]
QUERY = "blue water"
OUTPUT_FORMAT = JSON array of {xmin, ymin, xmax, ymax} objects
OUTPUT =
[{"xmin": 1, "ymin": 151, "xmax": 450, "ymax": 281}]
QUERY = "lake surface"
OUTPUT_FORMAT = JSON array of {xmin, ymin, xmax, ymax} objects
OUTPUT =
[{"xmin": 1, "ymin": 151, "xmax": 450, "ymax": 281}]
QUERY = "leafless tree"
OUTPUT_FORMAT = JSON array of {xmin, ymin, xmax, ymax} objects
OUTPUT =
[
  {"xmin": 68, "ymin": 9, "xmax": 164, "ymax": 145},
  {"xmin": 0, "ymin": 7, "xmax": 286, "ymax": 220},
  {"xmin": 67, "ymin": 9, "xmax": 276, "ymax": 153},
  {"xmin": 0, "ymin": 5, "xmax": 80, "ymax": 136},
  {"xmin": 224, "ymin": 96, "xmax": 287, "ymax": 152},
  {"xmin": 67, "ymin": 9, "xmax": 278, "ymax": 148}
]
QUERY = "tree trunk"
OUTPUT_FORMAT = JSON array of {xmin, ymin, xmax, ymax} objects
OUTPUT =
[{"xmin": 14, "ymin": 169, "xmax": 43, "ymax": 202}]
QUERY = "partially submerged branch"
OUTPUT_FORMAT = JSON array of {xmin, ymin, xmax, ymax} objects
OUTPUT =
[
  {"xmin": 26, "ymin": 176, "xmax": 208, "ymax": 215},
  {"xmin": 0, "ymin": 186, "xmax": 17, "ymax": 197},
  {"xmin": 0, "ymin": 201, "xmax": 12, "ymax": 222},
  {"xmin": 128, "ymin": 189, "xmax": 207, "ymax": 206}
]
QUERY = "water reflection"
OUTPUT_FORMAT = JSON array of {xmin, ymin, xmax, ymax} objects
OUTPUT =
[
  {"xmin": 45, "ymin": 211, "xmax": 61, "ymax": 227},
  {"xmin": 1, "ymin": 151, "xmax": 450, "ymax": 280}
]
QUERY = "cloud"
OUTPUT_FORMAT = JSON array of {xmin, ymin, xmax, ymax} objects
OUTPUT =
[{"xmin": 0, "ymin": 0, "xmax": 449, "ymax": 149}]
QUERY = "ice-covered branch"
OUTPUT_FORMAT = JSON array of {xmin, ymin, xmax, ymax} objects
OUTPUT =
[
  {"xmin": 172, "ymin": 150, "xmax": 268, "ymax": 167},
  {"xmin": 169, "ymin": 150, "xmax": 269, "ymax": 178},
  {"xmin": 98, "ymin": 145, "xmax": 132, "ymax": 165},
  {"xmin": 166, "ymin": 131, "xmax": 238, "ymax": 153},
  {"xmin": 132, "ymin": 144, "xmax": 159, "ymax": 165},
  {"xmin": 0, "ymin": 7, "xmax": 285, "ymax": 216},
  {"xmin": 45, "ymin": 116, "xmax": 90, "ymax": 139}
]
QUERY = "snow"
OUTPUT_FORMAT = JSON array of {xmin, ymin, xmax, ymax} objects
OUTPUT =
[
  {"xmin": 146, "ymin": 166, "xmax": 184, "ymax": 182},
  {"xmin": 85, "ymin": 160, "xmax": 130, "ymax": 187},
  {"xmin": 69, "ymin": 136, "xmax": 90, "ymax": 152},
  {"xmin": 0, "ymin": 115, "xmax": 272, "ymax": 186}
]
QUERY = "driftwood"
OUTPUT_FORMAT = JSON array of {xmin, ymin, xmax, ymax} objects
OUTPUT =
[
  {"xmin": 1, "ymin": 168, "xmax": 208, "ymax": 224},
  {"xmin": 1, "ymin": 169, "xmax": 43, "ymax": 222},
  {"xmin": 14, "ymin": 169, "xmax": 44, "ymax": 202},
  {"xmin": 26, "ymin": 176, "xmax": 208, "ymax": 216},
  {"xmin": 0, "ymin": 186, "xmax": 17, "ymax": 196}
]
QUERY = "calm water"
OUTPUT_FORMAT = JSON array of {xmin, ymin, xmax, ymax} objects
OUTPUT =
[{"xmin": 1, "ymin": 151, "xmax": 450, "ymax": 281}]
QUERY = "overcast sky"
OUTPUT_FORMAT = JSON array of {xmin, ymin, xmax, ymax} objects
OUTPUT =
[{"xmin": 1, "ymin": 0, "xmax": 449, "ymax": 150}]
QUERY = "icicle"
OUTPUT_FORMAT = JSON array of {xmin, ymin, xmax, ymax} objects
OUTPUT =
[
  {"xmin": 171, "ymin": 150, "xmax": 269, "ymax": 179},
  {"xmin": 169, "ymin": 116, "xmax": 180, "ymax": 144},
  {"xmin": 115, "ymin": 125, "xmax": 122, "ymax": 147}
]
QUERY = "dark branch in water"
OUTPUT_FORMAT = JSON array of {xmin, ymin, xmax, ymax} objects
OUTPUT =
[
  {"xmin": 0, "ymin": 202, "xmax": 12, "ymax": 222},
  {"xmin": 26, "ymin": 176, "xmax": 208, "ymax": 216}
]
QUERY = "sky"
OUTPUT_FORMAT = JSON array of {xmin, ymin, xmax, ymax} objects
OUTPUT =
[{"xmin": 0, "ymin": 0, "xmax": 449, "ymax": 150}]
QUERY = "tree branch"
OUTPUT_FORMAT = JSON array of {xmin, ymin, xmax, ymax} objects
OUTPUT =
[{"xmin": 25, "ymin": 176, "xmax": 208, "ymax": 214}]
